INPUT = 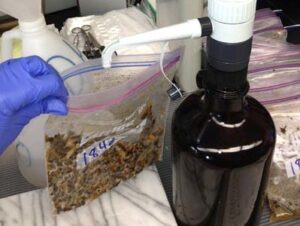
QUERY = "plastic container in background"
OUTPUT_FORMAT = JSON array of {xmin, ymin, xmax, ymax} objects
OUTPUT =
[
  {"xmin": 1, "ymin": 16, "xmax": 90, "ymax": 95},
  {"xmin": 0, "ymin": 0, "xmax": 92, "ymax": 94},
  {"xmin": 0, "ymin": 0, "xmax": 40, "ymax": 21},
  {"xmin": 156, "ymin": 0, "xmax": 204, "ymax": 92},
  {"xmin": 0, "ymin": 0, "xmax": 93, "ymax": 187}
]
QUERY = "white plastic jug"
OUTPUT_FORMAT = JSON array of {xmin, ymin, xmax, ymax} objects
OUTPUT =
[
  {"xmin": 0, "ymin": 0, "xmax": 41, "ymax": 22},
  {"xmin": 0, "ymin": 0, "xmax": 91, "ymax": 187},
  {"xmin": 1, "ymin": 16, "xmax": 89, "ymax": 94},
  {"xmin": 1, "ymin": 18, "xmax": 91, "ymax": 187}
]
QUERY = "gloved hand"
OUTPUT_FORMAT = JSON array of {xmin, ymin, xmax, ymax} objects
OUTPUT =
[{"xmin": 0, "ymin": 56, "xmax": 68, "ymax": 154}]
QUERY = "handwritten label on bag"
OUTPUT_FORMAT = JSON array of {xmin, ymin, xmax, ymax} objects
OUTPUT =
[
  {"xmin": 76, "ymin": 137, "xmax": 117, "ymax": 169},
  {"xmin": 75, "ymin": 117, "xmax": 148, "ymax": 169},
  {"xmin": 285, "ymin": 157, "xmax": 300, "ymax": 178}
]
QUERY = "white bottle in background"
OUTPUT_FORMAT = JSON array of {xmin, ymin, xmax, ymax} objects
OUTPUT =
[
  {"xmin": 156, "ymin": 0, "xmax": 204, "ymax": 92},
  {"xmin": 1, "ymin": 15, "xmax": 89, "ymax": 95},
  {"xmin": 1, "ymin": 15, "xmax": 91, "ymax": 187}
]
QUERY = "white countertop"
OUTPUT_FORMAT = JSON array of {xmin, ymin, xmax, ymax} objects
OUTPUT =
[{"xmin": 0, "ymin": 165, "xmax": 177, "ymax": 226}]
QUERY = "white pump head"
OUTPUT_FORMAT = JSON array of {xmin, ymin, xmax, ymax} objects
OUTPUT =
[
  {"xmin": 208, "ymin": 0, "xmax": 257, "ymax": 43},
  {"xmin": 209, "ymin": 0, "xmax": 256, "ymax": 24}
]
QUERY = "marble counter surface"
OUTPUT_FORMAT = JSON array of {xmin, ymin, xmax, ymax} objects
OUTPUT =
[{"xmin": 0, "ymin": 165, "xmax": 177, "ymax": 226}]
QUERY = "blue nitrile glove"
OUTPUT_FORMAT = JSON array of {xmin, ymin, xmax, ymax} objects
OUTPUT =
[{"xmin": 0, "ymin": 56, "xmax": 69, "ymax": 154}]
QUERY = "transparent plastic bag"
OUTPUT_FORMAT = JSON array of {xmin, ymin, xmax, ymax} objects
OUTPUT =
[
  {"xmin": 248, "ymin": 64, "xmax": 300, "ymax": 107},
  {"xmin": 233, "ymin": 11, "xmax": 300, "ymax": 221},
  {"xmin": 250, "ymin": 10, "xmax": 299, "ymax": 69},
  {"xmin": 254, "ymin": 8, "xmax": 283, "ymax": 34},
  {"xmin": 247, "ymin": 62, "xmax": 300, "ymax": 221},
  {"xmin": 267, "ymin": 112, "xmax": 300, "ymax": 222},
  {"xmin": 45, "ymin": 49, "xmax": 181, "ymax": 213},
  {"xmin": 250, "ymin": 35, "xmax": 300, "ymax": 72},
  {"xmin": 253, "ymin": 28, "xmax": 287, "ymax": 48}
]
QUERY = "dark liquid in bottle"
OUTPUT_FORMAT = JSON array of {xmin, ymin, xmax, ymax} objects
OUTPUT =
[{"xmin": 172, "ymin": 91, "xmax": 276, "ymax": 226}]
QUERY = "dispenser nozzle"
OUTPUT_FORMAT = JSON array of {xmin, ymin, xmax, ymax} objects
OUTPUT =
[
  {"xmin": 102, "ymin": 0, "xmax": 257, "ymax": 70},
  {"xmin": 102, "ymin": 18, "xmax": 212, "ymax": 68}
]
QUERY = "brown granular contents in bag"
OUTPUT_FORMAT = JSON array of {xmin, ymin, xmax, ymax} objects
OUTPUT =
[
  {"xmin": 266, "ymin": 115, "xmax": 300, "ymax": 222},
  {"xmin": 46, "ymin": 103, "xmax": 164, "ymax": 213}
]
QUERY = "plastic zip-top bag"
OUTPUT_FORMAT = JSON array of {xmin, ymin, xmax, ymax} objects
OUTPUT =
[
  {"xmin": 250, "ymin": 32, "xmax": 300, "ymax": 73},
  {"xmin": 250, "ymin": 13, "xmax": 300, "ymax": 70},
  {"xmin": 247, "ymin": 63, "xmax": 300, "ymax": 221},
  {"xmin": 250, "ymin": 43, "xmax": 300, "ymax": 70},
  {"xmin": 254, "ymin": 8, "xmax": 283, "ymax": 34},
  {"xmin": 267, "ymin": 111, "xmax": 300, "ymax": 222},
  {"xmin": 45, "ymin": 49, "xmax": 181, "ymax": 213},
  {"xmin": 248, "ymin": 63, "xmax": 300, "ymax": 107}
]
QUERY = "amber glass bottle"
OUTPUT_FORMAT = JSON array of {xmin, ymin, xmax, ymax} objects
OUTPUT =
[{"xmin": 172, "ymin": 65, "xmax": 276, "ymax": 226}]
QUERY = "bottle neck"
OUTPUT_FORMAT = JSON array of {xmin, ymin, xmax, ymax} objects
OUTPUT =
[
  {"xmin": 203, "ymin": 64, "xmax": 249, "ymax": 113},
  {"xmin": 19, "ymin": 15, "xmax": 47, "ymax": 33},
  {"xmin": 204, "ymin": 89, "xmax": 246, "ymax": 113}
]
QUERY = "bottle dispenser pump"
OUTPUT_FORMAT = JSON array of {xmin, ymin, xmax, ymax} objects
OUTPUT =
[{"xmin": 103, "ymin": 0, "xmax": 276, "ymax": 226}]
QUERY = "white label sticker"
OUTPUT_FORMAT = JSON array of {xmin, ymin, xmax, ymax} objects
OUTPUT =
[
  {"xmin": 80, "ymin": 133, "xmax": 95, "ymax": 146},
  {"xmin": 285, "ymin": 157, "xmax": 300, "ymax": 178},
  {"xmin": 75, "ymin": 117, "xmax": 148, "ymax": 170},
  {"xmin": 76, "ymin": 137, "xmax": 118, "ymax": 169}
]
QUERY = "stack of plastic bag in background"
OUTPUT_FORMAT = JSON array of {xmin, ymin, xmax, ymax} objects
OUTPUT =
[
  {"xmin": 251, "ymin": 9, "xmax": 299, "ymax": 71},
  {"xmin": 61, "ymin": 7, "xmax": 168, "ymax": 56},
  {"xmin": 248, "ymin": 9, "xmax": 300, "ymax": 222}
]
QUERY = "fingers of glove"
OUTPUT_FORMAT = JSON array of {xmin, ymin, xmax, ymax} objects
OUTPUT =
[
  {"xmin": 34, "ymin": 72, "xmax": 69, "ymax": 104},
  {"xmin": 21, "ymin": 56, "xmax": 69, "ymax": 103},
  {"xmin": 43, "ymin": 97, "xmax": 68, "ymax": 115},
  {"xmin": 0, "ymin": 57, "xmax": 68, "ymax": 115},
  {"xmin": 15, "ymin": 97, "xmax": 68, "ymax": 125},
  {"xmin": 0, "ymin": 98, "xmax": 68, "ymax": 154},
  {"xmin": 2, "ymin": 56, "xmax": 51, "ymax": 79},
  {"xmin": 0, "ymin": 72, "xmax": 68, "ymax": 116},
  {"xmin": 21, "ymin": 56, "xmax": 55, "ymax": 78}
]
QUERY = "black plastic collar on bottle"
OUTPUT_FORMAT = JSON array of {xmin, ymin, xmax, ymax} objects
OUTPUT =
[
  {"xmin": 203, "ymin": 64, "xmax": 248, "ymax": 91},
  {"xmin": 205, "ymin": 83, "xmax": 249, "ymax": 100},
  {"xmin": 203, "ymin": 71, "xmax": 249, "ymax": 112},
  {"xmin": 207, "ymin": 37, "xmax": 253, "ymax": 72}
]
